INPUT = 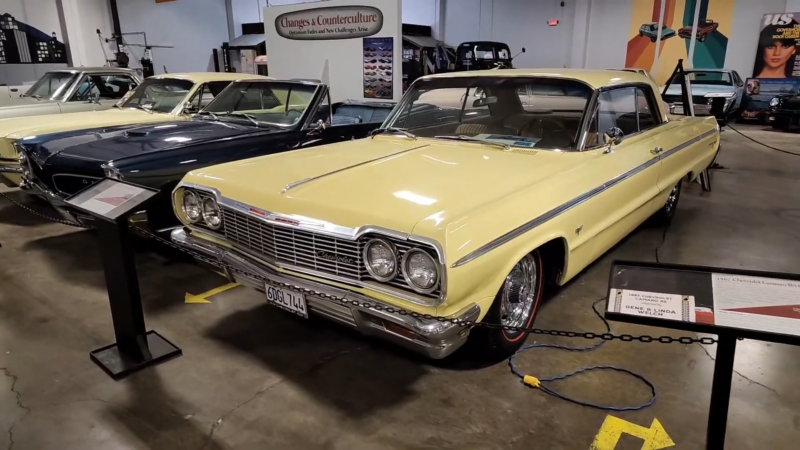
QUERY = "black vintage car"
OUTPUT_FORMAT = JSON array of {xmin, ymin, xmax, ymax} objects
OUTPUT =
[
  {"xmin": 17, "ymin": 79, "xmax": 394, "ymax": 231},
  {"xmin": 768, "ymin": 93, "xmax": 800, "ymax": 130},
  {"xmin": 454, "ymin": 41, "xmax": 525, "ymax": 71}
]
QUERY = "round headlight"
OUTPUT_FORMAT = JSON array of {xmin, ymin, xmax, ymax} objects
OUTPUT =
[
  {"xmin": 402, "ymin": 249, "xmax": 439, "ymax": 293},
  {"xmin": 201, "ymin": 196, "xmax": 222, "ymax": 229},
  {"xmin": 769, "ymin": 97, "xmax": 780, "ymax": 107},
  {"xmin": 363, "ymin": 239, "xmax": 398, "ymax": 282},
  {"xmin": 182, "ymin": 191, "xmax": 202, "ymax": 223}
]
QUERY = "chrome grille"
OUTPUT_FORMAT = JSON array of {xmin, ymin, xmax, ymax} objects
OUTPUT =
[
  {"xmin": 220, "ymin": 206, "xmax": 442, "ymax": 299},
  {"xmin": 221, "ymin": 207, "xmax": 362, "ymax": 279}
]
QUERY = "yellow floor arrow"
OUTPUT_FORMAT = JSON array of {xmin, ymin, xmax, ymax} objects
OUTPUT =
[
  {"xmin": 590, "ymin": 415, "xmax": 675, "ymax": 450},
  {"xmin": 185, "ymin": 283, "xmax": 240, "ymax": 304}
]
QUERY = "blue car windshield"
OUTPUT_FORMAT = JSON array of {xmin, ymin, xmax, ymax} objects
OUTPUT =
[
  {"xmin": 674, "ymin": 71, "xmax": 732, "ymax": 86},
  {"xmin": 202, "ymin": 81, "xmax": 317, "ymax": 127}
]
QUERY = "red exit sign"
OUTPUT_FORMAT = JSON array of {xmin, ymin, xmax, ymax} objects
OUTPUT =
[{"xmin": 547, "ymin": 19, "xmax": 560, "ymax": 26}]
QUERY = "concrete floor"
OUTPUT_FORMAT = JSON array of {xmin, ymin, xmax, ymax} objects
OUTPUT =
[{"xmin": 1, "ymin": 124, "xmax": 799, "ymax": 450}]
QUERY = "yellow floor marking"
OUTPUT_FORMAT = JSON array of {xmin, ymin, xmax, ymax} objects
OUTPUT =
[
  {"xmin": 185, "ymin": 283, "xmax": 240, "ymax": 304},
  {"xmin": 589, "ymin": 415, "xmax": 674, "ymax": 450}
]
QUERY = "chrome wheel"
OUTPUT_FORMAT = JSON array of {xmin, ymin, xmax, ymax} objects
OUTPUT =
[
  {"xmin": 664, "ymin": 183, "xmax": 680, "ymax": 216},
  {"xmin": 500, "ymin": 254, "xmax": 539, "ymax": 328}
]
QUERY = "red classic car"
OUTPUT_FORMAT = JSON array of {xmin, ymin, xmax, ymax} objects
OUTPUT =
[{"xmin": 678, "ymin": 19, "xmax": 719, "ymax": 42}]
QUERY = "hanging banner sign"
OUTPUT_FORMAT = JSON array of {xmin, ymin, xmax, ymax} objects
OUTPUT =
[
  {"xmin": 752, "ymin": 13, "xmax": 800, "ymax": 78},
  {"xmin": 274, "ymin": 5, "xmax": 384, "ymax": 40}
]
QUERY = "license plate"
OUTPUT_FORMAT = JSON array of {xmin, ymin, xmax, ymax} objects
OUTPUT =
[{"xmin": 264, "ymin": 283, "xmax": 308, "ymax": 318}]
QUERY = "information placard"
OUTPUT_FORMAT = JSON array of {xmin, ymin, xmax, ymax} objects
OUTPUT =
[
  {"xmin": 66, "ymin": 178, "xmax": 158, "ymax": 222},
  {"xmin": 605, "ymin": 260, "xmax": 800, "ymax": 345}
]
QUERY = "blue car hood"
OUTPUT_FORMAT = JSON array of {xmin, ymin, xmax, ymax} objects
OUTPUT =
[{"xmin": 21, "ymin": 119, "xmax": 268, "ymax": 165}]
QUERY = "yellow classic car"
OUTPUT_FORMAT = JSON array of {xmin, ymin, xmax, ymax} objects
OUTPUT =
[
  {"xmin": 169, "ymin": 69, "xmax": 720, "ymax": 359},
  {"xmin": 0, "ymin": 72, "xmax": 271, "ymax": 187}
]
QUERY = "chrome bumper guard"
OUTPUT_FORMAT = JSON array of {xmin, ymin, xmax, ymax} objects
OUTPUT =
[{"xmin": 171, "ymin": 228, "xmax": 480, "ymax": 359}]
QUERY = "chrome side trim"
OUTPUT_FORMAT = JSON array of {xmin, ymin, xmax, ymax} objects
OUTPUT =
[
  {"xmin": 451, "ymin": 128, "xmax": 718, "ymax": 268},
  {"xmin": 280, "ymin": 144, "xmax": 430, "ymax": 194}
]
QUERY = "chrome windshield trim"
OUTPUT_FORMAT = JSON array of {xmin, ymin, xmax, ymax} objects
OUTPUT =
[
  {"xmin": 451, "ymin": 128, "xmax": 718, "ymax": 268},
  {"xmin": 280, "ymin": 144, "xmax": 430, "ymax": 194},
  {"xmin": 174, "ymin": 182, "xmax": 448, "ymax": 304}
]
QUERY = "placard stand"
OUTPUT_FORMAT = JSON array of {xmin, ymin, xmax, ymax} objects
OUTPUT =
[
  {"xmin": 605, "ymin": 260, "xmax": 800, "ymax": 449},
  {"xmin": 66, "ymin": 178, "xmax": 182, "ymax": 379}
]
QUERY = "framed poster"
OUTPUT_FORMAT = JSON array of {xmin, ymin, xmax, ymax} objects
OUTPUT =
[
  {"xmin": 752, "ymin": 13, "xmax": 800, "ymax": 79},
  {"xmin": 363, "ymin": 37, "xmax": 393, "ymax": 100}
]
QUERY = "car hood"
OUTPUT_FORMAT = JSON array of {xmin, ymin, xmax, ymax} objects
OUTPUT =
[
  {"xmin": 664, "ymin": 83, "xmax": 736, "ymax": 97},
  {"xmin": 183, "ymin": 136, "xmax": 580, "ymax": 237},
  {"xmin": 0, "ymin": 109, "xmax": 177, "ymax": 139},
  {"xmin": 26, "ymin": 119, "xmax": 264, "ymax": 164}
]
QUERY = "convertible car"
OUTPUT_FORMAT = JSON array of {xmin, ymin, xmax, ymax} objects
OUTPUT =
[
  {"xmin": 169, "ymin": 69, "xmax": 720, "ymax": 359},
  {"xmin": 17, "ymin": 79, "xmax": 393, "ymax": 232},
  {"xmin": 0, "ymin": 67, "xmax": 142, "ymax": 119},
  {"xmin": 0, "ymin": 72, "xmax": 269, "ymax": 188}
]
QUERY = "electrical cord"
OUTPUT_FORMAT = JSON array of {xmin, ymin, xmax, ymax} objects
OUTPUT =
[
  {"xmin": 726, "ymin": 123, "xmax": 800, "ymax": 157},
  {"xmin": 508, "ymin": 298, "xmax": 657, "ymax": 411},
  {"xmin": 654, "ymin": 221, "xmax": 670, "ymax": 263}
]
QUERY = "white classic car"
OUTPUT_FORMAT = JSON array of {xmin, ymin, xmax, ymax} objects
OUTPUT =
[{"xmin": 0, "ymin": 67, "xmax": 142, "ymax": 120}]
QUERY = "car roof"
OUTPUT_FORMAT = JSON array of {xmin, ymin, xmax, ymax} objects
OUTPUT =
[
  {"xmin": 50, "ymin": 67, "xmax": 139, "ymax": 75},
  {"xmin": 420, "ymin": 68, "xmax": 654, "ymax": 90},
  {"xmin": 150, "ymin": 72, "xmax": 273, "ymax": 82}
]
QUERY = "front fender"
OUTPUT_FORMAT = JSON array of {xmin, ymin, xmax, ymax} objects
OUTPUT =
[{"xmin": 439, "ymin": 228, "xmax": 571, "ymax": 318}]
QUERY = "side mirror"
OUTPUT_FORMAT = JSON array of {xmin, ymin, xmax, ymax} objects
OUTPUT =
[
  {"xmin": 308, "ymin": 119, "xmax": 327, "ymax": 134},
  {"xmin": 86, "ymin": 92, "xmax": 100, "ymax": 104},
  {"xmin": 183, "ymin": 103, "xmax": 199, "ymax": 115},
  {"xmin": 603, "ymin": 127, "xmax": 624, "ymax": 150},
  {"xmin": 521, "ymin": 47, "xmax": 526, "ymax": 53}
]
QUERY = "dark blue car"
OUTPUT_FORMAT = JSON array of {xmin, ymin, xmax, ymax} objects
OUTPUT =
[{"xmin": 17, "ymin": 79, "xmax": 394, "ymax": 232}]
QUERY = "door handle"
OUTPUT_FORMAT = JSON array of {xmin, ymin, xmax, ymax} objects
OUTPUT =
[{"xmin": 650, "ymin": 147, "xmax": 663, "ymax": 155}]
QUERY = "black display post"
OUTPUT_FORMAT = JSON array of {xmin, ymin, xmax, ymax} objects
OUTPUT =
[
  {"xmin": 66, "ymin": 178, "xmax": 182, "ymax": 380},
  {"xmin": 605, "ymin": 260, "xmax": 800, "ymax": 449}
]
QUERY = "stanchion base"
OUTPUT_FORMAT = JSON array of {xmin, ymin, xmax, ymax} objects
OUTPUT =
[{"xmin": 90, "ymin": 330, "xmax": 182, "ymax": 380}]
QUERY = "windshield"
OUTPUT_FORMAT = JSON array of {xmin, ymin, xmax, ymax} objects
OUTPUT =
[
  {"xmin": 383, "ymin": 77, "xmax": 592, "ymax": 150},
  {"xmin": 673, "ymin": 71, "xmax": 732, "ymax": 86},
  {"xmin": 24, "ymin": 72, "xmax": 78, "ymax": 99},
  {"xmin": 202, "ymin": 81, "xmax": 317, "ymax": 126},
  {"xmin": 119, "ymin": 78, "xmax": 194, "ymax": 113}
]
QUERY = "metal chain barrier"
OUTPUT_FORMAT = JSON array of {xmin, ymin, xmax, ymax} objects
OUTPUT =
[{"xmin": 0, "ymin": 191, "xmax": 718, "ymax": 345}]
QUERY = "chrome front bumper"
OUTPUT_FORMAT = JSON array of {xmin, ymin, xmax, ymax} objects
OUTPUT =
[
  {"xmin": 171, "ymin": 228, "xmax": 480, "ymax": 359},
  {"xmin": 0, "ymin": 165, "xmax": 22, "ymax": 174}
]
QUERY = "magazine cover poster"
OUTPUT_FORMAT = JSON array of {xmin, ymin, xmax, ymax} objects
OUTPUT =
[
  {"xmin": 740, "ymin": 77, "xmax": 800, "ymax": 122},
  {"xmin": 752, "ymin": 13, "xmax": 800, "ymax": 78}
]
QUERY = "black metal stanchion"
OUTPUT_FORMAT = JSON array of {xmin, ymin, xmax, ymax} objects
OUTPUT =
[
  {"xmin": 605, "ymin": 260, "xmax": 800, "ymax": 450},
  {"xmin": 65, "ymin": 178, "xmax": 181, "ymax": 379},
  {"xmin": 706, "ymin": 334, "xmax": 736, "ymax": 449}
]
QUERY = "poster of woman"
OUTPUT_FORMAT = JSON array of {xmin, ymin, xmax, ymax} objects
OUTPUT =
[{"xmin": 752, "ymin": 13, "xmax": 800, "ymax": 79}]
